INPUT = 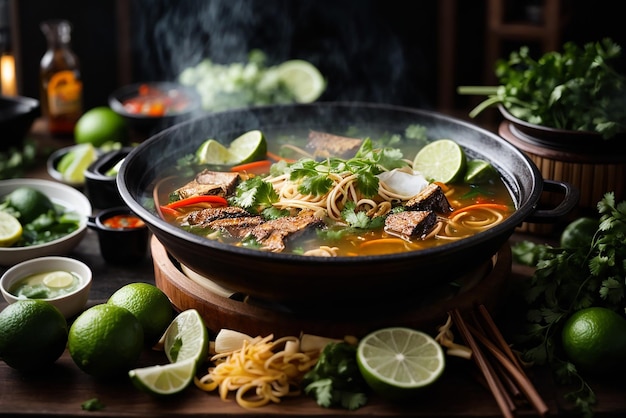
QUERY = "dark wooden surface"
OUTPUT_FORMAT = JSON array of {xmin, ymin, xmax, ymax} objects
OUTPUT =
[{"xmin": 1, "ymin": 119, "xmax": 625, "ymax": 417}]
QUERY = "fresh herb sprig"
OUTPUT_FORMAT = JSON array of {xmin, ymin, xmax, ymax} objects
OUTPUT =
[
  {"xmin": 0, "ymin": 140, "xmax": 37, "ymax": 179},
  {"xmin": 302, "ymin": 342, "xmax": 369, "ymax": 410},
  {"xmin": 230, "ymin": 139, "xmax": 409, "ymax": 215},
  {"xmin": 460, "ymin": 38, "xmax": 626, "ymax": 139},
  {"xmin": 287, "ymin": 138, "xmax": 407, "ymax": 198},
  {"xmin": 510, "ymin": 192, "xmax": 626, "ymax": 417}
]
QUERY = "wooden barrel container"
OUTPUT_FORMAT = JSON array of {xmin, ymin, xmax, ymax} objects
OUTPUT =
[{"xmin": 499, "ymin": 122, "xmax": 626, "ymax": 235}]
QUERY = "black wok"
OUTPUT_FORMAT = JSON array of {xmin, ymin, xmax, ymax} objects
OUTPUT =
[{"xmin": 118, "ymin": 102, "xmax": 578, "ymax": 307}]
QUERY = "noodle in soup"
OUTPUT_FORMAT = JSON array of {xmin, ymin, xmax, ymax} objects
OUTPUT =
[{"xmin": 155, "ymin": 127, "xmax": 515, "ymax": 257}]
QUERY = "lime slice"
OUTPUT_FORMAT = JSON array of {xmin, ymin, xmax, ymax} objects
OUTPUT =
[
  {"xmin": 43, "ymin": 271, "xmax": 75, "ymax": 288},
  {"xmin": 162, "ymin": 309, "xmax": 209, "ymax": 364},
  {"xmin": 56, "ymin": 151, "xmax": 75, "ymax": 174},
  {"xmin": 356, "ymin": 327, "xmax": 445, "ymax": 400},
  {"xmin": 61, "ymin": 144, "xmax": 97, "ymax": 184},
  {"xmin": 195, "ymin": 139, "xmax": 235, "ymax": 165},
  {"xmin": 0, "ymin": 211, "xmax": 23, "ymax": 247},
  {"xmin": 228, "ymin": 130, "xmax": 267, "ymax": 164},
  {"xmin": 413, "ymin": 139, "xmax": 466, "ymax": 183},
  {"xmin": 464, "ymin": 159, "xmax": 498, "ymax": 184},
  {"xmin": 276, "ymin": 59, "xmax": 326, "ymax": 103},
  {"xmin": 105, "ymin": 158, "xmax": 125, "ymax": 177},
  {"xmin": 129, "ymin": 357, "xmax": 196, "ymax": 396}
]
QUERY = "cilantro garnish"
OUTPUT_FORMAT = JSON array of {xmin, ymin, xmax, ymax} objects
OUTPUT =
[
  {"xmin": 228, "ymin": 176, "xmax": 278, "ymax": 214},
  {"xmin": 230, "ymin": 139, "xmax": 411, "ymax": 214},
  {"xmin": 340, "ymin": 201, "xmax": 385, "ymax": 230},
  {"xmin": 510, "ymin": 191, "xmax": 626, "ymax": 417},
  {"xmin": 302, "ymin": 342, "xmax": 369, "ymax": 410}
]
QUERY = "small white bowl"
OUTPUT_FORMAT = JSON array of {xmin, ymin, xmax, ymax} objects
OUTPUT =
[
  {"xmin": 1, "ymin": 256, "xmax": 93, "ymax": 318},
  {"xmin": 0, "ymin": 178, "xmax": 92, "ymax": 266}
]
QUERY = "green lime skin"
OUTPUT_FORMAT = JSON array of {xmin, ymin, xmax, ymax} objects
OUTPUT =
[
  {"xmin": 3, "ymin": 187, "xmax": 55, "ymax": 224},
  {"xmin": 107, "ymin": 283, "xmax": 174, "ymax": 347},
  {"xmin": 0, "ymin": 300, "xmax": 68, "ymax": 372},
  {"xmin": 68, "ymin": 304, "xmax": 144, "ymax": 379},
  {"xmin": 559, "ymin": 217, "xmax": 599, "ymax": 249},
  {"xmin": 561, "ymin": 307, "xmax": 626, "ymax": 374},
  {"xmin": 74, "ymin": 106, "xmax": 129, "ymax": 147}
]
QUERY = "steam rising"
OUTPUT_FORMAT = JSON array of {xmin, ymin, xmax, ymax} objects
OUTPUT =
[{"xmin": 131, "ymin": 0, "xmax": 433, "ymax": 108}]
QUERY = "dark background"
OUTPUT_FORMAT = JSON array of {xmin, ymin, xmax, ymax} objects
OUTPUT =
[{"xmin": 3, "ymin": 0, "xmax": 625, "ymax": 115}]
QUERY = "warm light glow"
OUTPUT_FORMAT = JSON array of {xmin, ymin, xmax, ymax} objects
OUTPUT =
[{"xmin": 1, "ymin": 53, "xmax": 17, "ymax": 96}]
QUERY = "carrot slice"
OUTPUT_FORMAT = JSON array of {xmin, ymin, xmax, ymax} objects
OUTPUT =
[{"xmin": 230, "ymin": 160, "xmax": 272, "ymax": 174}]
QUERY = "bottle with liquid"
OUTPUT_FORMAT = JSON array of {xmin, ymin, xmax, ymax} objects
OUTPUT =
[{"xmin": 40, "ymin": 19, "xmax": 83, "ymax": 136}]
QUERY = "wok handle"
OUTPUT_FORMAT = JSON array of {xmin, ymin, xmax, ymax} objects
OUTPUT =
[{"xmin": 525, "ymin": 180, "xmax": 580, "ymax": 224}]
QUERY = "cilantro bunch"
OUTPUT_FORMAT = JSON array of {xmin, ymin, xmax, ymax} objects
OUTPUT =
[
  {"xmin": 302, "ymin": 342, "xmax": 369, "ymax": 410},
  {"xmin": 461, "ymin": 38, "xmax": 626, "ymax": 139},
  {"xmin": 510, "ymin": 192, "xmax": 626, "ymax": 416}
]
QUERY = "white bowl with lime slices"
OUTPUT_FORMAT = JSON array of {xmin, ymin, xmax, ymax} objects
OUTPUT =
[
  {"xmin": 1, "ymin": 256, "xmax": 93, "ymax": 318},
  {"xmin": 0, "ymin": 178, "xmax": 92, "ymax": 266}
]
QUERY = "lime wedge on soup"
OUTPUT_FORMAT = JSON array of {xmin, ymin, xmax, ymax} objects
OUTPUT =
[
  {"xmin": 196, "ymin": 139, "xmax": 235, "ymax": 165},
  {"xmin": 228, "ymin": 130, "xmax": 267, "ymax": 164},
  {"xmin": 413, "ymin": 139, "xmax": 466, "ymax": 183}
]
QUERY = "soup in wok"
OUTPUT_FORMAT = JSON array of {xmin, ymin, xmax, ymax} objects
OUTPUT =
[{"xmin": 152, "ymin": 124, "xmax": 515, "ymax": 257}]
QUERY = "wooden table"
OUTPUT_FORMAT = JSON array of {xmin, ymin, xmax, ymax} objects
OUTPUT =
[{"xmin": 1, "ymin": 119, "xmax": 625, "ymax": 417}]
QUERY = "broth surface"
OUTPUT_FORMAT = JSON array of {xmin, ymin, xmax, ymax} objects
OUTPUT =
[{"xmin": 154, "ymin": 124, "xmax": 515, "ymax": 257}]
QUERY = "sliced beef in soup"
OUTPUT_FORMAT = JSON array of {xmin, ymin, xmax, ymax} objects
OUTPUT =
[
  {"xmin": 182, "ymin": 206, "xmax": 252, "ymax": 227},
  {"xmin": 248, "ymin": 210, "xmax": 325, "ymax": 252},
  {"xmin": 173, "ymin": 169, "xmax": 240, "ymax": 200},
  {"xmin": 207, "ymin": 216, "xmax": 265, "ymax": 238},
  {"xmin": 405, "ymin": 183, "xmax": 453, "ymax": 214},
  {"xmin": 384, "ymin": 210, "xmax": 437, "ymax": 239},
  {"xmin": 306, "ymin": 130, "xmax": 363, "ymax": 159}
]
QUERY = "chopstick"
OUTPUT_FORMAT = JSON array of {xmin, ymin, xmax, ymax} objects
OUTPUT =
[
  {"xmin": 449, "ymin": 306, "xmax": 549, "ymax": 417},
  {"xmin": 450, "ymin": 309, "xmax": 515, "ymax": 418}
]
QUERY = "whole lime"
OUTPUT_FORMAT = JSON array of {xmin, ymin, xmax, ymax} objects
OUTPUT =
[
  {"xmin": 560, "ymin": 217, "xmax": 599, "ymax": 249},
  {"xmin": 68, "ymin": 303, "xmax": 143, "ymax": 378},
  {"xmin": 107, "ymin": 283, "xmax": 174, "ymax": 346},
  {"xmin": 2, "ymin": 187, "xmax": 55, "ymax": 224},
  {"xmin": 561, "ymin": 307, "xmax": 626, "ymax": 374},
  {"xmin": 0, "ymin": 300, "xmax": 68, "ymax": 371},
  {"xmin": 74, "ymin": 106, "xmax": 129, "ymax": 147}
]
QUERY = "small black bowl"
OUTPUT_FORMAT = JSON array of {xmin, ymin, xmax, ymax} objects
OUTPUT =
[
  {"xmin": 108, "ymin": 82, "xmax": 202, "ymax": 139},
  {"xmin": 0, "ymin": 95, "xmax": 40, "ymax": 151},
  {"xmin": 84, "ymin": 147, "xmax": 133, "ymax": 209},
  {"xmin": 87, "ymin": 206, "xmax": 149, "ymax": 264}
]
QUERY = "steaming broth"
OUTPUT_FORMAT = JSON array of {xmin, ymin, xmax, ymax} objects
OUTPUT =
[{"xmin": 156, "ymin": 125, "xmax": 516, "ymax": 256}]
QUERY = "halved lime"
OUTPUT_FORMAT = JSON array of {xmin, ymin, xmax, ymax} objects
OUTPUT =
[
  {"xmin": 228, "ymin": 130, "xmax": 267, "ymax": 164},
  {"xmin": 61, "ymin": 144, "xmax": 97, "ymax": 184},
  {"xmin": 0, "ymin": 211, "xmax": 23, "ymax": 247},
  {"xmin": 43, "ymin": 271, "xmax": 75, "ymax": 288},
  {"xmin": 276, "ymin": 59, "xmax": 326, "ymax": 103},
  {"xmin": 161, "ymin": 309, "xmax": 209, "ymax": 365},
  {"xmin": 129, "ymin": 357, "xmax": 196, "ymax": 396},
  {"xmin": 463, "ymin": 159, "xmax": 498, "ymax": 184},
  {"xmin": 195, "ymin": 139, "xmax": 235, "ymax": 165},
  {"xmin": 356, "ymin": 327, "xmax": 445, "ymax": 400},
  {"xmin": 413, "ymin": 139, "xmax": 466, "ymax": 183}
]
